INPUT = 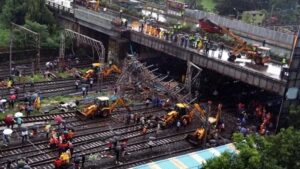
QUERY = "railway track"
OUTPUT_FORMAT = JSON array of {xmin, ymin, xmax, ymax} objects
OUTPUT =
[
  {"xmin": 0, "ymin": 76, "xmax": 117, "ymax": 101},
  {"xmin": 32, "ymin": 129, "xmax": 194, "ymax": 169},
  {"xmin": 0, "ymin": 100, "xmax": 152, "ymax": 127},
  {"xmin": 1, "ymin": 107, "xmax": 166, "ymax": 168},
  {"xmin": 104, "ymin": 131, "xmax": 195, "ymax": 169},
  {"xmin": 0, "ymin": 57, "xmax": 93, "ymax": 79},
  {"xmin": 0, "ymin": 99, "xmax": 238, "ymax": 169}
]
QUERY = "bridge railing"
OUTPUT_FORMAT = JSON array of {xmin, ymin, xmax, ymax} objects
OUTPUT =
[
  {"xmin": 46, "ymin": 1, "xmax": 74, "ymax": 15},
  {"xmin": 185, "ymin": 9, "xmax": 295, "ymax": 50}
]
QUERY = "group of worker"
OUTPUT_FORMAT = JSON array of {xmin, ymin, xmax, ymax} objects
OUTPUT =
[
  {"xmin": 51, "ymin": 121, "xmax": 77, "ymax": 168},
  {"xmin": 107, "ymin": 137, "xmax": 129, "ymax": 165},
  {"xmin": 236, "ymin": 101, "xmax": 274, "ymax": 136},
  {"xmin": 139, "ymin": 20, "xmax": 216, "ymax": 55},
  {"xmin": 75, "ymin": 79, "xmax": 92, "ymax": 97}
]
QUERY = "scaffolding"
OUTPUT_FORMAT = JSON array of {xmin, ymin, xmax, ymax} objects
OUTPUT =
[{"xmin": 116, "ymin": 55, "xmax": 197, "ymax": 104}]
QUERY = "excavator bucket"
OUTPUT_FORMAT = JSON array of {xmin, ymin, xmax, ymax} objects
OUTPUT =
[
  {"xmin": 186, "ymin": 128, "xmax": 205, "ymax": 146},
  {"xmin": 186, "ymin": 134, "xmax": 202, "ymax": 146},
  {"xmin": 199, "ymin": 18, "xmax": 223, "ymax": 34},
  {"xmin": 79, "ymin": 104, "xmax": 98, "ymax": 117}
]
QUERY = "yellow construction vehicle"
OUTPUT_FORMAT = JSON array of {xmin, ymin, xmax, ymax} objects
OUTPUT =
[
  {"xmin": 94, "ymin": 0, "xmax": 100, "ymax": 12},
  {"xmin": 101, "ymin": 64, "xmax": 122, "ymax": 78},
  {"xmin": 83, "ymin": 63, "xmax": 102, "ymax": 80},
  {"xmin": 162, "ymin": 103, "xmax": 189, "ymax": 127},
  {"xmin": 181, "ymin": 103, "xmax": 206, "ymax": 126},
  {"xmin": 208, "ymin": 103, "xmax": 222, "ymax": 125},
  {"xmin": 79, "ymin": 96, "xmax": 131, "ymax": 118},
  {"xmin": 186, "ymin": 104, "xmax": 223, "ymax": 146},
  {"xmin": 83, "ymin": 64, "xmax": 121, "ymax": 80},
  {"xmin": 186, "ymin": 128, "xmax": 206, "ymax": 145}
]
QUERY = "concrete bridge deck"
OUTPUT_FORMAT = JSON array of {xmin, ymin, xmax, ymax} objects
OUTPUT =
[
  {"xmin": 130, "ymin": 31, "xmax": 286, "ymax": 95},
  {"xmin": 46, "ymin": 1, "xmax": 287, "ymax": 95}
]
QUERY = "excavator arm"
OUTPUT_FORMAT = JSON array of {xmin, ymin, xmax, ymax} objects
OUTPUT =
[
  {"xmin": 194, "ymin": 128, "xmax": 205, "ymax": 140},
  {"xmin": 199, "ymin": 18, "xmax": 271, "ymax": 65},
  {"xmin": 181, "ymin": 103, "xmax": 206, "ymax": 124},
  {"xmin": 84, "ymin": 69, "xmax": 94, "ymax": 79},
  {"xmin": 108, "ymin": 97, "xmax": 131, "ymax": 114},
  {"xmin": 101, "ymin": 65, "xmax": 122, "ymax": 78},
  {"xmin": 95, "ymin": 0, "xmax": 100, "ymax": 12},
  {"xmin": 199, "ymin": 18, "xmax": 247, "ymax": 50}
]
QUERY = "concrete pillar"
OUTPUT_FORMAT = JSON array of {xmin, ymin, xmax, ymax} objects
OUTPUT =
[
  {"xmin": 278, "ymin": 32, "xmax": 300, "ymax": 129},
  {"xmin": 108, "ymin": 37, "xmax": 128, "ymax": 64}
]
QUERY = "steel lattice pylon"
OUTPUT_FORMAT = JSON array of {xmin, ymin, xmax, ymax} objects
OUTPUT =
[
  {"xmin": 11, "ymin": 22, "xmax": 40, "ymax": 74},
  {"xmin": 59, "ymin": 29, "xmax": 105, "ymax": 69}
]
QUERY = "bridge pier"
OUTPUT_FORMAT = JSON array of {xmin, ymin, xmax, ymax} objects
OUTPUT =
[
  {"xmin": 278, "ymin": 33, "xmax": 300, "ymax": 129},
  {"xmin": 108, "ymin": 38, "xmax": 129, "ymax": 65}
]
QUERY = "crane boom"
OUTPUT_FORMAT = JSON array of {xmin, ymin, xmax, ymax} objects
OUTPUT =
[{"xmin": 199, "ymin": 18, "xmax": 271, "ymax": 65}]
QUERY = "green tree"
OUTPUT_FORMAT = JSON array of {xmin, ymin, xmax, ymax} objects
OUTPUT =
[
  {"xmin": 203, "ymin": 128, "xmax": 300, "ymax": 169},
  {"xmin": 184, "ymin": 0, "xmax": 204, "ymax": 10},
  {"xmin": 215, "ymin": 0, "xmax": 269, "ymax": 16},
  {"xmin": 0, "ymin": 0, "xmax": 27, "ymax": 26},
  {"xmin": 0, "ymin": 0, "xmax": 61, "ymax": 49},
  {"xmin": 25, "ymin": 0, "xmax": 56, "ymax": 29},
  {"xmin": 288, "ymin": 104, "xmax": 300, "ymax": 129},
  {"xmin": 0, "ymin": 0, "xmax": 5, "ymax": 13}
]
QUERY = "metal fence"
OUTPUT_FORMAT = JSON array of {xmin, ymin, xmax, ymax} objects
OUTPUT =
[
  {"xmin": 185, "ymin": 9, "xmax": 295, "ymax": 49},
  {"xmin": 46, "ymin": 1, "xmax": 74, "ymax": 14}
]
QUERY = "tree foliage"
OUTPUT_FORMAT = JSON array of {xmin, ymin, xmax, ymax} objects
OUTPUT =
[
  {"xmin": 215, "ymin": 0, "xmax": 269, "ymax": 16},
  {"xmin": 0, "ymin": 0, "xmax": 27, "ymax": 26},
  {"xmin": 203, "ymin": 128, "xmax": 300, "ymax": 169},
  {"xmin": 288, "ymin": 104, "xmax": 300, "ymax": 129},
  {"xmin": 0, "ymin": 0, "xmax": 60, "ymax": 49},
  {"xmin": 215, "ymin": 0, "xmax": 300, "ymax": 25}
]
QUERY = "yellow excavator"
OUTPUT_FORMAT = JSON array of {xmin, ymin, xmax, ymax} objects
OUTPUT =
[
  {"xmin": 181, "ymin": 103, "xmax": 206, "ymax": 126},
  {"xmin": 162, "ymin": 102, "xmax": 207, "ymax": 127},
  {"xmin": 162, "ymin": 103, "xmax": 189, "ymax": 127},
  {"xmin": 83, "ymin": 64, "xmax": 121, "ymax": 80},
  {"xmin": 208, "ymin": 103, "xmax": 223, "ymax": 125},
  {"xmin": 83, "ymin": 63, "xmax": 103, "ymax": 80},
  {"xmin": 186, "ymin": 128, "xmax": 206, "ymax": 145},
  {"xmin": 101, "ymin": 64, "xmax": 122, "ymax": 78},
  {"xmin": 186, "ymin": 103, "xmax": 223, "ymax": 146},
  {"xmin": 79, "ymin": 96, "xmax": 131, "ymax": 118}
]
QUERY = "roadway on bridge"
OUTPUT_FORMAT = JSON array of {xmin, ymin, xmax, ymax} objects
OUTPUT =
[{"xmin": 47, "ymin": 2, "xmax": 286, "ymax": 91}]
